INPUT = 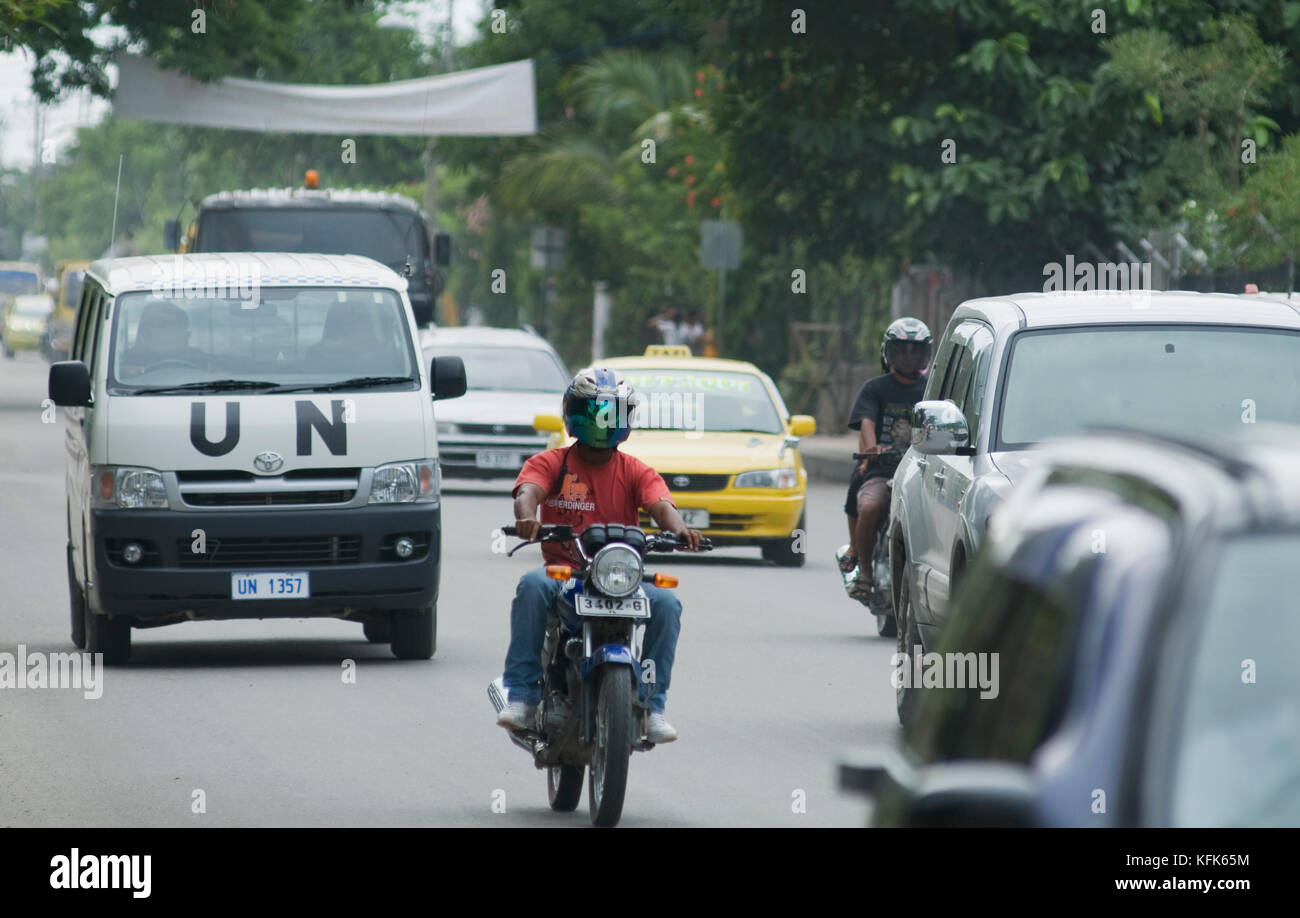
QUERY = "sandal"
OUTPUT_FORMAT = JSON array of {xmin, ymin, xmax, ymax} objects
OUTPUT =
[
  {"xmin": 837, "ymin": 553, "xmax": 859, "ymax": 574},
  {"xmin": 849, "ymin": 575, "xmax": 873, "ymax": 602}
]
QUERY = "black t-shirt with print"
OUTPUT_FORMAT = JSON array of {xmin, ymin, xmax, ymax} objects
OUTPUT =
[{"xmin": 847, "ymin": 372, "xmax": 927, "ymax": 480}]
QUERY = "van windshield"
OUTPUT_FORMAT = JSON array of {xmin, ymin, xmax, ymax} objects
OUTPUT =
[
  {"xmin": 196, "ymin": 209, "xmax": 426, "ymax": 274},
  {"xmin": 107, "ymin": 287, "xmax": 418, "ymax": 394}
]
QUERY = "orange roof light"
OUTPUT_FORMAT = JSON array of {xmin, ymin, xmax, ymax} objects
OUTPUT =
[
  {"xmin": 304, "ymin": 170, "xmax": 319, "ymax": 189},
  {"xmin": 1244, "ymin": 283, "xmax": 1259, "ymax": 294}
]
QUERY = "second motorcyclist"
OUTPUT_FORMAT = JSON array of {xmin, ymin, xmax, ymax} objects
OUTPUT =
[{"xmin": 843, "ymin": 318, "xmax": 933, "ymax": 602}]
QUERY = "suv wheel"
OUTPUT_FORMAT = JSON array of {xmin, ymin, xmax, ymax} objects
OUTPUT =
[{"xmin": 894, "ymin": 571, "xmax": 922, "ymax": 730}]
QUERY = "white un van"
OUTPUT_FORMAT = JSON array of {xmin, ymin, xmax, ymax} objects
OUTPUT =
[{"xmin": 48, "ymin": 253, "xmax": 466, "ymax": 663}]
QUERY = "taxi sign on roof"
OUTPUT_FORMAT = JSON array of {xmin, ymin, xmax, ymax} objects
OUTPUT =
[{"xmin": 644, "ymin": 345, "xmax": 693, "ymax": 358}]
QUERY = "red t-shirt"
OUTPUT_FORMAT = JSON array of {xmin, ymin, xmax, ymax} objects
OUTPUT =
[{"xmin": 513, "ymin": 445, "xmax": 673, "ymax": 565}]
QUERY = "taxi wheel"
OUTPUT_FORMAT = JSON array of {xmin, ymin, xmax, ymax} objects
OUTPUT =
[
  {"xmin": 761, "ymin": 512, "xmax": 807, "ymax": 567},
  {"xmin": 362, "ymin": 618, "xmax": 392, "ymax": 643},
  {"xmin": 391, "ymin": 605, "xmax": 436, "ymax": 660}
]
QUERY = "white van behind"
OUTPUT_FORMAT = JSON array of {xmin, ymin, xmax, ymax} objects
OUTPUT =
[{"xmin": 48, "ymin": 253, "xmax": 466, "ymax": 663}]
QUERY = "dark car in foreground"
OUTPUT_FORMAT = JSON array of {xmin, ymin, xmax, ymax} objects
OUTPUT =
[{"xmin": 843, "ymin": 426, "xmax": 1300, "ymax": 827}]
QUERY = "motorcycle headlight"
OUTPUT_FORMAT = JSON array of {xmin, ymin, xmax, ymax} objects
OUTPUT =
[
  {"xmin": 91, "ymin": 466, "xmax": 169, "ymax": 509},
  {"xmin": 588, "ymin": 543, "xmax": 644, "ymax": 598},
  {"xmin": 733, "ymin": 467, "xmax": 798, "ymax": 489},
  {"xmin": 369, "ymin": 459, "xmax": 439, "ymax": 503}
]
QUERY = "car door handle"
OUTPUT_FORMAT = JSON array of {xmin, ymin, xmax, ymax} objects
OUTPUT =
[{"xmin": 915, "ymin": 456, "xmax": 927, "ymax": 471}]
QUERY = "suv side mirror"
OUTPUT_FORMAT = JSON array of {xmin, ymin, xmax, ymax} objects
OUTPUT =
[
  {"xmin": 49, "ymin": 360, "xmax": 91, "ymax": 407},
  {"xmin": 911, "ymin": 400, "xmax": 970, "ymax": 455},
  {"xmin": 840, "ymin": 749, "xmax": 1039, "ymax": 827},
  {"xmin": 430, "ymin": 355, "xmax": 466, "ymax": 400},
  {"xmin": 164, "ymin": 220, "xmax": 181, "ymax": 252}
]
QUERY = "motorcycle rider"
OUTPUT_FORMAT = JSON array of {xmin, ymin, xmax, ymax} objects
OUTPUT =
[
  {"xmin": 498, "ymin": 367, "xmax": 703, "ymax": 743},
  {"xmin": 843, "ymin": 318, "xmax": 933, "ymax": 601}
]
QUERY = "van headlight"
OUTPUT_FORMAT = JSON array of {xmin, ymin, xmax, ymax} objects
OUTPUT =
[
  {"xmin": 369, "ymin": 459, "xmax": 439, "ymax": 503},
  {"xmin": 588, "ymin": 544, "xmax": 643, "ymax": 598},
  {"xmin": 733, "ymin": 467, "xmax": 798, "ymax": 489},
  {"xmin": 91, "ymin": 466, "xmax": 169, "ymax": 509}
]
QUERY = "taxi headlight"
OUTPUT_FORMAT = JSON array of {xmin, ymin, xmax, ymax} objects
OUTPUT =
[
  {"xmin": 369, "ymin": 459, "xmax": 439, "ymax": 503},
  {"xmin": 588, "ymin": 544, "xmax": 643, "ymax": 598},
  {"xmin": 733, "ymin": 467, "xmax": 798, "ymax": 489}
]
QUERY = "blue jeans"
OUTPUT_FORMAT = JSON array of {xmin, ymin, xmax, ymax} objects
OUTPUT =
[{"xmin": 503, "ymin": 567, "xmax": 682, "ymax": 714}]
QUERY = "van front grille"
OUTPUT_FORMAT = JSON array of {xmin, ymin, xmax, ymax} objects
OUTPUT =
[{"xmin": 178, "ymin": 535, "xmax": 362, "ymax": 567}]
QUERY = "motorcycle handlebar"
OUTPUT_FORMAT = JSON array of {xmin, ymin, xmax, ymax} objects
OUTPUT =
[{"xmin": 500, "ymin": 525, "xmax": 712, "ymax": 552}]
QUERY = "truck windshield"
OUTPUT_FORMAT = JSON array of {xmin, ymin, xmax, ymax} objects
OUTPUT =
[
  {"xmin": 195, "ymin": 209, "xmax": 425, "ymax": 274},
  {"xmin": 998, "ymin": 326, "xmax": 1300, "ymax": 448},
  {"xmin": 0, "ymin": 270, "xmax": 40, "ymax": 296},
  {"xmin": 108, "ymin": 287, "xmax": 418, "ymax": 393}
]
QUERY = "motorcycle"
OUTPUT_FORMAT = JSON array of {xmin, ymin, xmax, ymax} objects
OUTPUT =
[
  {"xmin": 836, "ymin": 453, "xmax": 896, "ymax": 637},
  {"xmin": 489, "ymin": 522, "xmax": 712, "ymax": 827}
]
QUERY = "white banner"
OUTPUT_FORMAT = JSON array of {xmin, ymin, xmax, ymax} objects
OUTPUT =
[{"xmin": 114, "ymin": 54, "xmax": 536, "ymax": 136}]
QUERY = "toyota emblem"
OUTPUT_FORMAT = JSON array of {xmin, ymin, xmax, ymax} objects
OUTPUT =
[
  {"xmin": 253, "ymin": 451, "xmax": 284, "ymax": 473},
  {"xmin": 672, "ymin": 475, "xmax": 690, "ymax": 488}
]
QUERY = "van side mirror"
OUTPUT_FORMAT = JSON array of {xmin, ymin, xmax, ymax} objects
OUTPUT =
[
  {"xmin": 164, "ymin": 220, "xmax": 181, "ymax": 252},
  {"xmin": 430, "ymin": 355, "xmax": 466, "ymax": 400},
  {"xmin": 49, "ymin": 360, "xmax": 91, "ymax": 407}
]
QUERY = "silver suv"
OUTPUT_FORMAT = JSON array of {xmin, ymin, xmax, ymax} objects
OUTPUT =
[{"xmin": 888, "ymin": 290, "xmax": 1300, "ymax": 699}]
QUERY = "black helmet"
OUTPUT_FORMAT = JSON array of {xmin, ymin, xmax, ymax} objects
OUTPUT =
[{"xmin": 880, "ymin": 317, "xmax": 933, "ymax": 372}]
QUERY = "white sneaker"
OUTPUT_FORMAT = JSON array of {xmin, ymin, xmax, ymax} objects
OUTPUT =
[
  {"xmin": 646, "ymin": 713, "xmax": 678, "ymax": 744},
  {"xmin": 497, "ymin": 700, "xmax": 537, "ymax": 732}
]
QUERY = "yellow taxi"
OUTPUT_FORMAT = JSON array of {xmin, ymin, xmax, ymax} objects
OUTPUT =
[{"xmin": 536, "ymin": 346, "xmax": 816, "ymax": 566}]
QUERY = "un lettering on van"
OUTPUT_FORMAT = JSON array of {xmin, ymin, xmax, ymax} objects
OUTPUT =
[{"xmin": 189, "ymin": 400, "xmax": 348, "ymax": 457}]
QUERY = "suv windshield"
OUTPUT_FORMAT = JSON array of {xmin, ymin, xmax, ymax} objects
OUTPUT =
[
  {"xmin": 108, "ymin": 286, "xmax": 417, "ymax": 393},
  {"xmin": 196, "ymin": 208, "xmax": 426, "ymax": 274},
  {"xmin": 1167, "ymin": 532, "xmax": 1300, "ymax": 827},
  {"xmin": 998, "ymin": 326, "xmax": 1300, "ymax": 448},
  {"xmin": 424, "ymin": 345, "xmax": 567, "ymax": 392},
  {"xmin": 621, "ymin": 369, "xmax": 783, "ymax": 434}
]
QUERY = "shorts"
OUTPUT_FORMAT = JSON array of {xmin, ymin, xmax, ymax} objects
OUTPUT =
[{"xmin": 844, "ymin": 469, "xmax": 890, "ymax": 516}]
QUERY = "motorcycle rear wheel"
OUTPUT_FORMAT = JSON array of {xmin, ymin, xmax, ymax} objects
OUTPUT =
[
  {"xmin": 547, "ymin": 765, "xmax": 584, "ymax": 812},
  {"xmin": 588, "ymin": 666, "xmax": 634, "ymax": 827}
]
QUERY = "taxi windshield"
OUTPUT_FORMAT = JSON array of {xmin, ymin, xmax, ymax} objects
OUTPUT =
[
  {"xmin": 108, "ymin": 286, "xmax": 417, "ymax": 393},
  {"xmin": 621, "ymin": 369, "xmax": 783, "ymax": 434}
]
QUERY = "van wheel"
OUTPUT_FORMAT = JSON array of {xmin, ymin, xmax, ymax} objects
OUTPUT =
[
  {"xmin": 67, "ymin": 546, "xmax": 86, "ymax": 649},
  {"xmin": 761, "ymin": 511, "xmax": 807, "ymax": 567},
  {"xmin": 363, "ymin": 618, "xmax": 392, "ymax": 643},
  {"xmin": 391, "ymin": 605, "xmax": 436, "ymax": 660},
  {"xmin": 85, "ymin": 606, "xmax": 131, "ymax": 664},
  {"xmin": 895, "ymin": 574, "xmax": 922, "ymax": 731}
]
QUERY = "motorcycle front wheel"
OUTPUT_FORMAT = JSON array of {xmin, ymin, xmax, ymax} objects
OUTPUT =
[{"xmin": 588, "ymin": 666, "xmax": 634, "ymax": 827}]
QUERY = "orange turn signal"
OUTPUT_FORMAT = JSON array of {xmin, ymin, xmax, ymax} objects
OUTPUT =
[
  {"xmin": 97, "ymin": 471, "xmax": 115, "ymax": 501},
  {"xmin": 652, "ymin": 573, "xmax": 678, "ymax": 588},
  {"xmin": 304, "ymin": 169, "xmax": 319, "ymax": 189},
  {"xmin": 545, "ymin": 565, "xmax": 572, "ymax": 580}
]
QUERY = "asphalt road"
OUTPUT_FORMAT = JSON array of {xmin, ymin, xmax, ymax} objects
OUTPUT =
[{"xmin": 0, "ymin": 352, "xmax": 899, "ymax": 827}]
